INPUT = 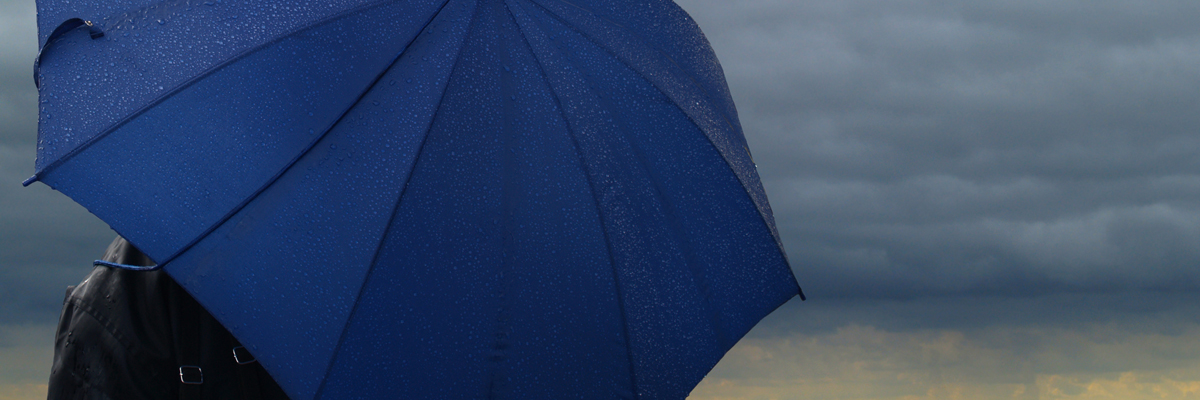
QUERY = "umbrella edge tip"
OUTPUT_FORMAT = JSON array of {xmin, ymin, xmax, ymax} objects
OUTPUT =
[{"xmin": 21, "ymin": 175, "xmax": 39, "ymax": 187}]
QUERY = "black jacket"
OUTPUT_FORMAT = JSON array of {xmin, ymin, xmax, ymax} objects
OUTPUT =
[{"xmin": 47, "ymin": 237, "xmax": 289, "ymax": 400}]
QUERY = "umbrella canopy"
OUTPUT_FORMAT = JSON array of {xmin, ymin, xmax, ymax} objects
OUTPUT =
[{"xmin": 29, "ymin": 0, "xmax": 803, "ymax": 398}]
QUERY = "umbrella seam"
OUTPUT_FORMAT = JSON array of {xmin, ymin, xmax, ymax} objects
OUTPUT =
[
  {"xmin": 156, "ymin": 0, "xmax": 461, "ymax": 395},
  {"xmin": 487, "ymin": 2, "xmax": 520, "ymax": 397},
  {"xmin": 540, "ymin": 0, "xmax": 737, "ymax": 121},
  {"xmin": 311, "ymin": 0, "xmax": 476, "ymax": 397},
  {"xmin": 512, "ymin": 0, "xmax": 734, "ymax": 351},
  {"xmin": 148, "ymin": 1, "xmax": 444, "ymax": 271},
  {"xmin": 520, "ymin": 0, "xmax": 798, "ymax": 280},
  {"xmin": 30, "ymin": 0, "xmax": 402, "ymax": 182},
  {"xmin": 504, "ymin": 2, "xmax": 640, "ymax": 398}
]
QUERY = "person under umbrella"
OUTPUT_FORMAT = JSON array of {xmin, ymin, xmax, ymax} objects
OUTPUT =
[{"xmin": 48, "ymin": 236, "xmax": 289, "ymax": 399}]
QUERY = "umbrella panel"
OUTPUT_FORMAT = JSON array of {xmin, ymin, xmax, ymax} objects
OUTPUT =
[
  {"xmin": 517, "ymin": 0, "xmax": 796, "ymax": 342},
  {"xmin": 34, "ymin": 0, "xmax": 801, "ymax": 398},
  {"xmin": 318, "ymin": 0, "xmax": 797, "ymax": 398},
  {"xmin": 162, "ymin": 1, "xmax": 473, "ymax": 398},
  {"xmin": 320, "ymin": 1, "xmax": 631, "ymax": 397},
  {"xmin": 523, "ymin": 0, "xmax": 787, "ymax": 252},
  {"xmin": 41, "ymin": 0, "xmax": 446, "ymax": 263},
  {"xmin": 34, "ymin": 0, "xmax": 408, "ymax": 172}
]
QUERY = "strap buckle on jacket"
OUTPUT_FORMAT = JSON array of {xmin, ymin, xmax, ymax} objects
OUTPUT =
[{"xmin": 179, "ymin": 366, "xmax": 203, "ymax": 384}]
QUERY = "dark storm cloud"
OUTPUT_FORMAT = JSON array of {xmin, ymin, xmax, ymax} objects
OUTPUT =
[
  {"xmin": 0, "ymin": 0, "xmax": 39, "ymax": 147},
  {"xmin": 675, "ymin": 0, "xmax": 1200, "ymax": 299},
  {"xmin": 0, "ymin": 146, "xmax": 112, "ymax": 323},
  {"xmin": 758, "ymin": 291, "xmax": 1200, "ymax": 338}
]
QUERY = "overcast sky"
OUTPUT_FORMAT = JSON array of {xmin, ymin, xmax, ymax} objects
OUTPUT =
[
  {"xmin": 3, "ymin": 0, "xmax": 1200, "ymax": 399},
  {"xmin": 675, "ymin": 0, "xmax": 1200, "ymax": 398}
]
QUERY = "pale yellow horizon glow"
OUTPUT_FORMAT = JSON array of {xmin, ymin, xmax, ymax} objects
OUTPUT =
[
  {"xmin": 6, "ymin": 319, "xmax": 1200, "ymax": 400},
  {"xmin": 689, "ymin": 322, "xmax": 1200, "ymax": 400}
]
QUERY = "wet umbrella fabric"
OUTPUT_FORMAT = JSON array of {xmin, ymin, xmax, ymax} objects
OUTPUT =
[{"xmin": 30, "ymin": 0, "xmax": 802, "ymax": 398}]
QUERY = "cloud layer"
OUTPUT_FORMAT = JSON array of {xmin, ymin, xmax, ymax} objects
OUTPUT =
[{"xmin": 676, "ymin": 0, "xmax": 1200, "ymax": 299}]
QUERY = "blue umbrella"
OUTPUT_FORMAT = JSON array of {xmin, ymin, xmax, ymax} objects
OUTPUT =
[{"xmin": 29, "ymin": 0, "xmax": 803, "ymax": 398}]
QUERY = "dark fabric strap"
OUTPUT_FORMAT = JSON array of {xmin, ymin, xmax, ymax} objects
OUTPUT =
[
  {"xmin": 174, "ymin": 287, "xmax": 203, "ymax": 400},
  {"xmin": 231, "ymin": 339, "xmax": 266, "ymax": 399},
  {"xmin": 34, "ymin": 18, "xmax": 104, "ymax": 88}
]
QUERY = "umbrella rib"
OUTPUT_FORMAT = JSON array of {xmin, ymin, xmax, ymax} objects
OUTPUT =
[
  {"xmin": 536, "ymin": 0, "xmax": 741, "ymax": 132},
  {"xmin": 532, "ymin": 0, "xmax": 744, "ymax": 144},
  {"xmin": 311, "ymin": 0, "xmax": 478, "ymax": 397},
  {"xmin": 503, "ymin": 2, "xmax": 641, "ymax": 398},
  {"xmin": 541, "ymin": 73, "xmax": 643, "ymax": 400},
  {"xmin": 487, "ymin": 3, "xmax": 519, "ymax": 397},
  {"xmin": 514, "ymin": 0, "xmax": 738, "ymax": 351},
  {"xmin": 30, "ymin": 0, "xmax": 403, "ymax": 183},
  {"xmin": 131, "ymin": 0, "xmax": 454, "ymax": 270},
  {"xmin": 519, "ymin": 0, "xmax": 799, "ymax": 286},
  {"xmin": 522, "ymin": 0, "xmax": 734, "ymax": 350}
]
